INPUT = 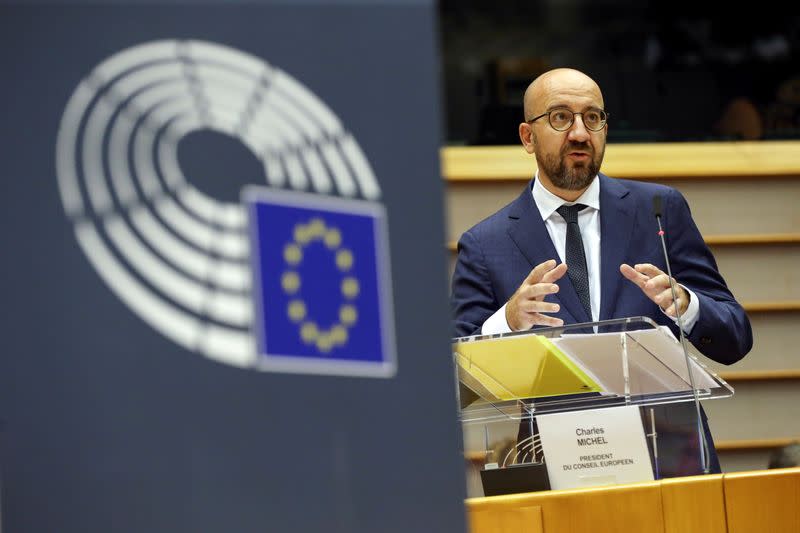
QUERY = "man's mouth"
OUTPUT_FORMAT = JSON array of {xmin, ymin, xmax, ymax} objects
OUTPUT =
[{"xmin": 566, "ymin": 151, "xmax": 590, "ymax": 160}]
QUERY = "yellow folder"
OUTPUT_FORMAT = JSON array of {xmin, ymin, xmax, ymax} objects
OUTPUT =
[{"xmin": 454, "ymin": 334, "xmax": 602, "ymax": 401}]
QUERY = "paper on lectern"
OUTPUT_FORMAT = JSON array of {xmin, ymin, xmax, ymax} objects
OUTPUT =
[
  {"xmin": 454, "ymin": 334, "xmax": 603, "ymax": 401},
  {"xmin": 550, "ymin": 326, "xmax": 718, "ymax": 395}
]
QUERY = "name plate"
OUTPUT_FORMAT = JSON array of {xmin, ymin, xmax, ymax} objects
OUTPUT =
[{"xmin": 537, "ymin": 405, "xmax": 654, "ymax": 490}]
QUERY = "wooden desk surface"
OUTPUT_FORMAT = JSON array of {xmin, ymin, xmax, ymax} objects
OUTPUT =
[{"xmin": 466, "ymin": 467, "xmax": 800, "ymax": 533}]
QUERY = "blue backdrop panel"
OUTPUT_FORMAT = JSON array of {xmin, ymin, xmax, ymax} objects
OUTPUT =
[{"xmin": 0, "ymin": 2, "xmax": 465, "ymax": 532}]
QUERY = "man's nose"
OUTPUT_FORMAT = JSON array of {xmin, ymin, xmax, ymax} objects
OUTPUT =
[{"xmin": 567, "ymin": 114, "xmax": 590, "ymax": 142}]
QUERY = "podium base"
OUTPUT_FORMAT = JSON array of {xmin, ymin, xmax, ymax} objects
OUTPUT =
[{"xmin": 480, "ymin": 462, "xmax": 551, "ymax": 496}]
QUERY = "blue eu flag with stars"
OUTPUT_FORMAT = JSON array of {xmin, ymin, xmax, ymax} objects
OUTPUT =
[{"xmin": 244, "ymin": 187, "xmax": 396, "ymax": 377}]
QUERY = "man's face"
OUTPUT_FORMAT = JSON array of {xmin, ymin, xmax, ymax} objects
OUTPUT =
[
  {"xmin": 523, "ymin": 73, "xmax": 607, "ymax": 192},
  {"xmin": 532, "ymin": 123, "xmax": 605, "ymax": 191}
]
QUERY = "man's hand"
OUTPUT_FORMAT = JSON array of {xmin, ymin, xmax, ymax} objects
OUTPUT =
[
  {"xmin": 620, "ymin": 263, "xmax": 689, "ymax": 317},
  {"xmin": 506, "ymin": 259, "xmax": 567, "ymax": 331}
]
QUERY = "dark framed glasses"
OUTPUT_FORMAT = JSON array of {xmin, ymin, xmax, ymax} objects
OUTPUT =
[{"xmin": 527, "ymin": 108, "xmax": 609, "ymax": 131}]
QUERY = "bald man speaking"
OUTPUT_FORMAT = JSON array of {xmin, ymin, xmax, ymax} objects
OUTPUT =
[{"xmin": 450, "ymin": 68, "xmax": 752, "ymax": 475}]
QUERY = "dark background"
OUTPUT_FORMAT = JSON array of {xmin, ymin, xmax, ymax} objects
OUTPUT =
[{"xmin": 440, "ymin": 1, "xmax": 800, "ymax": 144}]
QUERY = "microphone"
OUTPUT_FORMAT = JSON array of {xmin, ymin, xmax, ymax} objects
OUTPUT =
[
  {"xmin": 652, "ymin": 195, "xmax": 663, "ymax": 218},
  {"xmin": 652, "ymin": 194, "xmax": 710, "ymax": 475}
]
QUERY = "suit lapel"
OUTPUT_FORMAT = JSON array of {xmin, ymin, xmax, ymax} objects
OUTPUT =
[
  {"xmin": 598, "ymin": 174, "xmax": 636, "ymax": 320},
  {"xmin": 506, "ymin": 181, "xmax": 589, "ymax": 324}
]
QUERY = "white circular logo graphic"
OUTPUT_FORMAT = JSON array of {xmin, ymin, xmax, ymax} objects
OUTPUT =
[{"xmin": 55, "ymin": 39, "xmax": 381, "ymax": 368}]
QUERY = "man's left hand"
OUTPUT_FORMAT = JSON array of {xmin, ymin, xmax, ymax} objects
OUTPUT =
[{"xmin": 620, "ymin": 263, "xmax": 689, "ymax": 317}]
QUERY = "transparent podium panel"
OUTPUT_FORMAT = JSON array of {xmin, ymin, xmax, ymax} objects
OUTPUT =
[
  {"xmin": 454, "ymin": 317, "xmax": 734, "ymax": 494},
  {"xmin": 454, "ymin": 317, "xmax": 732, "ymax": 423}
]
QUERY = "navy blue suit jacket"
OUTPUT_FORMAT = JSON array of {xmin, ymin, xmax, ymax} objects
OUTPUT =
[
  {"xmin": 451, "ymin": 174, "xmax": 753, "ymax": 474},
  {"xmin": 452, "ymin": 174, "xmax": 751, "ymax": 363}
]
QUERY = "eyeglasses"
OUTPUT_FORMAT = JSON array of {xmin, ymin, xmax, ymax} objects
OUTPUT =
[{"xmin": 527, "ymin": 108, "xmax": 609, "ymax": 132}]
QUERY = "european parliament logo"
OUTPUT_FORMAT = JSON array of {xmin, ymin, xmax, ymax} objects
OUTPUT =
[
  {"xmin": 244, "ymin": 187, "xmax": 396, "ymax": 377},
  {"xmin": 55, "ymin": 39, "xmax": 390, "ymax": 371}
]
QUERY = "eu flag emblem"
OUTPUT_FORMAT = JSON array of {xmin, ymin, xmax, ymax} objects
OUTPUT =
[{"xmin": 244, "ymin": 187, "xmax": 396, "ymax": 377}]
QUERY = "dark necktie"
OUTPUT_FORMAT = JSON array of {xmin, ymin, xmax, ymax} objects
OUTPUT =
[{"xmin": 556, "ymin": 203, "xmax": 592, "ymax": 320}]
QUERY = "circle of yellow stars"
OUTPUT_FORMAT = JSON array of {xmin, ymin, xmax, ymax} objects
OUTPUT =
[{"xmin": 281, "ymin": 217, "xmax": 359, "ymax": 354}]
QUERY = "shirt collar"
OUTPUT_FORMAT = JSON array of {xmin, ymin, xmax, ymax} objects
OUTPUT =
[{"xmin": 531, "ymin": 172, "xmax": 601, "ymax": 221}]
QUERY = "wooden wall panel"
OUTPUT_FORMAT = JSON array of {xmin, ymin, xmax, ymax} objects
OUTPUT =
[
  {"xmin": 704, "ymin": 312, "xmax": 800, "ymax": 373},
  {"xmin": 466, "ymin": 469, "xmax": 800, "ymax": 533},
  {"xmin": 469, "ymin": 504, "xmax": 543, "ymax": 533},
  {"xmin": 662, "ymin": 179, "xmax": 800, "ymax": 237},
  {"xmin": 712, "ymin": 246, "xmax": 800, "ymax": 302},
  {"xmin": 723, "ymin": 468, "xmax": 800, "ymax": 533},
  {"xmin": 660, "ymin": 475, "xmax": 727, "ymax": 533},
  {"xmin": 467, "ymin": 482, "xmax": 665, "ymax": 533},
  {"xmin": 441, "ymin": 142, "xmax": 800, "ymax": 181},
  {"xmin": 446, "ymin": 179, "xmax": 800, "ymax": 244},
  {"xmin": 700, "ymin": 381, "xmax": 800, "ymax": 441}
]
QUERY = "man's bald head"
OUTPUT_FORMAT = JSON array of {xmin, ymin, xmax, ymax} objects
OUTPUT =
[
  {"xmin": 523, "ymin": 68, "xmax": 603, "ymax": 121},
  {"xmin": 518, "ymin": 68, "xmax": 607, "ymax": 200}
]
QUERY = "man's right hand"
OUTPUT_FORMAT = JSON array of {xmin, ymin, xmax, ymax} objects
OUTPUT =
[{"xmin": 505, "ymin": 259, "xmax": 567, "ymax": 331}]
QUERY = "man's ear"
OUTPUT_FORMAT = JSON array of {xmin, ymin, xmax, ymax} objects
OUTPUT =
[{"xmin": 519, "ymin": 122, "xmax": 535, "ymax": 154}]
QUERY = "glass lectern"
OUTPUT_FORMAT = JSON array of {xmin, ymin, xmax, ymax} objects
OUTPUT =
[{"xmin": 453, "ymin": 317, "xmax": 733, "ymax": 495}]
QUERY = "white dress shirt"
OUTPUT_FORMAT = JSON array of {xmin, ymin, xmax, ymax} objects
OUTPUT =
[{"xmin": 481, "ymin": 175, "xmax": 699, "ymax": 334}]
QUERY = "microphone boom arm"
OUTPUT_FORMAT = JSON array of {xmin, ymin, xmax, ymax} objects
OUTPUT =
[{"xmin": 653, "ymin": 194, "xmax": 711, "ymax": 475}]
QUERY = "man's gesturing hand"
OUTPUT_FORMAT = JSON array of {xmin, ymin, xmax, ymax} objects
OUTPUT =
[
  {"xmin": 505, "ymin": 259, "xmax": 567, "ymax": 331},
  {"xmin": 620, "ymin": 263, "xmax": 689, "ymax": 317}
]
